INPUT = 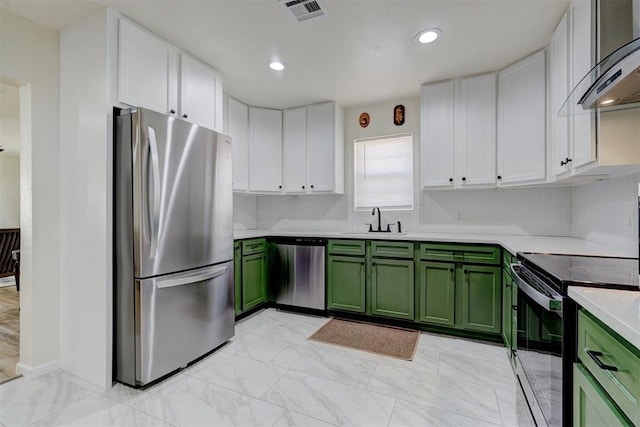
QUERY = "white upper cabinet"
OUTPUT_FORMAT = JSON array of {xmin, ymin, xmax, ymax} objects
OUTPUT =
[
  {"xmin": 306, "ymin": 102, "xmax": 344, "ymax": 194},
  {"xmin": 456, "ymin": 74, "xmax": 497, "ymax": 186},
  {"xmin": 420, "ymin": 75, "xmax": 496, "ymax": 189},
  {"xmin": 497, "ymin": 50, "xmax": 547, "ymax": 185},
  {"xmin": 118, "ymin": 18, "xmax": 223, "ymax": 132},
  {"xmin": 249, "ymin": 107, "xmax": 283, "ymax": 193},
  {"xmin": 550, "ymin": 11, "xmax": 571, "ymax": 177},
  {"xmin": 225, "ymin": 96, "xmax": 249, "ymax": 192},
  {"xmin": 180, "ymin": 54, "xmax": 223, "ymax": 131},
  {"xmin": 569, "ymin": 0, "xmax": 596, "ymax": 170},
  {"xmin": 282, "ymin": 102, "xmax": 344, "ymax": 195},
  {"xmin": 283, "ymin": 107, "xmax": 308, "ymax": 193},
  {"xmin": 420, "ymin": 81, "xmax": 455, "ymax": 188},
  {"xmin": 118, "ymin": 19, "xmax": 176, "ymax": 114}
]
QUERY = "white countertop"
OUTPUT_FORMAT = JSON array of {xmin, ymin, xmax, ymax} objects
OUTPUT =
[
  {"xmin": 569, "ymin": 287, "xmax": 640, "ymax": 350},
  {"xmin": 233, "ymin": 229, "xmax": 635, "ymax": 258}
]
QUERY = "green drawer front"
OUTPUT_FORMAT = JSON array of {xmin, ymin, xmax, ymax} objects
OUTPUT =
[
  {"xmin": 328, "ymin": 240, "xmax": 365, "ymax": 256},
  {"xmin": 371, "ymin": 241, "xmax": 414, "ymax": 259},
  {"xmin": 578, "ymin": 310, "xmax": 640, "ymax": 426},
  {"xmin": 242, "ymin": 238, "xmax": 267, "ymax": 255},
  {"xmin": 420, "ymin": 243, "xmax": 500, "ymax": 265},
  {"xmin": 574, "ymin": 364, "xmax": 634, "ymax": 427}
]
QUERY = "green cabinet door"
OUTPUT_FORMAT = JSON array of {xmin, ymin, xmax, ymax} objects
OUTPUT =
[
  {"xmin": 502, "ymin": 271, "xmax": 512, "ymax": 349},
  {"xmin": 327, "ymin": 255, "xmax": 366, "ymax": 313},
  {"xmin": 234, "ymin": 242, "xmax": 242, "ymax": 315},
  {"xmin": 371, "ymin": 258, "xmax": 415, "ymax": 320},
  {"xmin": 242, "ymin": 252, "xmax": 268, "ymax": 311},
  {"xmin": 573, "ymin": 364, "xmax": 633, "ymax": 427},
  {"xmin": 418, "ymin": 261, "xmax": 456, "ymax": 326},
  {"xmin": 460, "ymin": 264, "xmax": 501, "ymax": 334}
]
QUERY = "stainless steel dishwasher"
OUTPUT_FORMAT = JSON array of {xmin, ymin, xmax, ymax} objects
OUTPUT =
[{"xmin": 273, "ymin": 237, "xmax": 326, "ymax": 310}]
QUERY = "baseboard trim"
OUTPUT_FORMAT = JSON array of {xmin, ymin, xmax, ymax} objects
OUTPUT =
[{"xmin": 15, "ymin": 359, "xmax": 59, "ymax": 379}]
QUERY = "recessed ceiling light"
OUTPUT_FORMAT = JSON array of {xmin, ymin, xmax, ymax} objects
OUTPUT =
[
  {"xmin": 415, "ymin": 28, "xmax": 441, "ymax": 44},
  {"xmin": 268, "ymin": 61, "xmax": 286, "ymax": 71},
  {"xmin": 600, "ymin": 98, "xmax": 616, "ymax": 105}
]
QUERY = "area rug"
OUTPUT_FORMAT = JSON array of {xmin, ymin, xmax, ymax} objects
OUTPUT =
[{"xmin": 309, "ymin": 318, "xmax": 419, "ymax": 360}]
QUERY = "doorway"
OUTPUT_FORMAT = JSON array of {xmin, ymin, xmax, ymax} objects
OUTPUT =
[{"xmin": 0, "ymin": 81, "xmax": 22, "ymax": 383}]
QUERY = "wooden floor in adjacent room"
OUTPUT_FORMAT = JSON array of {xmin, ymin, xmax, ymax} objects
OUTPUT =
[{"xmin": 0, "ymin": 278, "xmax": 19, "ymax": 383}]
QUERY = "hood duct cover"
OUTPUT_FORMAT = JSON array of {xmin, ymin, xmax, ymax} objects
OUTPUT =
[
  {"xmin": 561, "ymin": 37, "xmax": 640, "ymax": 116},
  {"xmin": 281, "ymin": 0, "xmax": 327, "ymax": 22}
]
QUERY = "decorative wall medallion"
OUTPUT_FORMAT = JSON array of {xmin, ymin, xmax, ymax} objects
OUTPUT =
[
  {"xmin": 359, "ymin": 112, "xmax": 370, "ymax": 128},
  {"xmin": 393, "ymin": 104, "xmax": 405, "ymax": 126}
]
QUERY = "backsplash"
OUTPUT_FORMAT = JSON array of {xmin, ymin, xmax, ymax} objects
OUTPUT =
[
  {"xmin": 571, "ymin": 172, "xmax": 640, "ymax": 255},
  {"xmin": 233, "ymin": 194, "xmax": 258, "ymax": 230},
  {"xmin": 256, "ymin": 187, "xmax": 572, "ymax": 236}
]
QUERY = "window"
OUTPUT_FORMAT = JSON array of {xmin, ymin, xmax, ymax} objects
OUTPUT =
[{"xmin": 354, "ymin": 133, "xmax": 413, "ymax": 210}]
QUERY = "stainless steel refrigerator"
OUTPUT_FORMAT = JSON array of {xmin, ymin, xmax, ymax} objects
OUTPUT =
[{"xmin": 114, "ymin": 107, "xmax": 234, "ymax": 387}]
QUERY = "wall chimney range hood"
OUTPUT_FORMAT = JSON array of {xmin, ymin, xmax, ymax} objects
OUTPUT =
[{"xmin": 561, "ymin": 37, "xmax": 640, "ymax": 116}]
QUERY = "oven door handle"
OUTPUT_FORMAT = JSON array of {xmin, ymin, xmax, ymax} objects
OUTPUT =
[{"xmin": 510, "ymin": 263, "xmax": 563, "ymax": 315}]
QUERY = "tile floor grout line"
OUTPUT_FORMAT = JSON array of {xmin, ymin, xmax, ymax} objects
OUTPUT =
[
  {"xmin": 385, "ymin": 398, "xmax": 399, "ymax": 427},
  {"xmin": 392, "ymin": 397, "xmax": 505, "ymax": 427}
]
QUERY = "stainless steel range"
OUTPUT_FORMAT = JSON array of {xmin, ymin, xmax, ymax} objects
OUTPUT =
[{"xmin": 511, "ymin": 253, "xmax": 639, "ymax": 427}]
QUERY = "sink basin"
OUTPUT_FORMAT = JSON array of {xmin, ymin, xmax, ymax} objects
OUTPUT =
[{"xmin": 340, "ymin": 231, "xmax": 407, "ymax": 236}]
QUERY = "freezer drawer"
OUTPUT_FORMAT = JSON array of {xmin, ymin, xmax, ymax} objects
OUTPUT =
[
  {"xmin": 135, "ymin": 262, "xmax": 234, "ymax": 385},
  {"xmin": 274, "ymin": 242, "xmax": 326, "ymax": 310}
]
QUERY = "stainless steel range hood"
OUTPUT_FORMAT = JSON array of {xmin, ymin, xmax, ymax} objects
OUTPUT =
[{"xmin": 561, "ymin": 37, "xmax": 640, "ymax": 115}]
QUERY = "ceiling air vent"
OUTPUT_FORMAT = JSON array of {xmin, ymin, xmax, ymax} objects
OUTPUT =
[{"xmin": 281, "ymin": 0, "xmax": 327, "ymax": 22}]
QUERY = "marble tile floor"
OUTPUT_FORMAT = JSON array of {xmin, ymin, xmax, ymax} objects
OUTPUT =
[
  {"xmin": 0, "ymin": 308, "xmax": 533, "ymax": 427},
  {"xmin": 0, "ymin": 280, "xmax": 20, "ymax": 384}
]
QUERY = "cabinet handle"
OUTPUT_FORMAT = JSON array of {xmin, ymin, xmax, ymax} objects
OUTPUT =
[
  {"xmin": 170, "ymin": 109, "xmax": 176, "ymax": 114},
  {"xmin": 462, "ymin": 177, "xmax": 466, "ymax": 182},
  {"xmin": 302, "ymin": 185, "xmax": 305, "ymax": 189},
  {"xmin": 372, "ymin": 262, "xmax": 376, "ymax": 266},
  {"xmin": 586, "ymin": 350, "xmax": 618, "ymax": 371},
  {"xmin": 449, "ymin": 178, "xmax": 453, "ymax": 183},
  {"xmin": 497, "ymin": 175, "xmax": 502, "ymax": 180},
  {"xmin": 567, "ymin": 158, "xmax": 573, "ymax": 163},
  {"xmin": 360, "ymin": 261, "xmax": 365, "ymax": 265},
  {"xmin": 182, "ymin": 114, "xmax": 188, "ymax": 119},
  {"xmin": 560, "ymin": 160, "xmax": 567, "ymax": 166},
  {"xmin": 278, "ymin": 185, "xmax": 282, "ymax": 189},
  {"xmin": 449, "ymin": 268, "xmax": 453, "ymax": 273},
  {"xmin": 310, "ymin": 185, "xmax": 314, "ymax": 189}
]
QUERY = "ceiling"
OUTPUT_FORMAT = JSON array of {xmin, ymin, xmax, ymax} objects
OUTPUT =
[{"xmin": 1, "ymin": 0, "xmax": 569, "ymax": 109}]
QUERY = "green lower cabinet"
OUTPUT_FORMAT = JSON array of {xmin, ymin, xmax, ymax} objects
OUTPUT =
[
  {"xmin": 511, "ymin": 276, "xmax": 518, "ymax": 353},
  {"xmin": 418, "ymin": 261, "xmax": 456, "ymax": 326},
  {"xmin": 327, "ymin": 255, "xmax": 366, "ymax": 313},
  {"xmin": 371, "ymin": 258, "xmax": 415, "ymax": 320},
  {"xmin": 242, "ymin": 252, "xmax": 268, "ymax": 311},
  {"xmin": 573, "ymin": 364, "xmax": 633, "ymax": 427},
  {"xmin": 502, "ymin": 271, "xmax": 512, "ymax": 349},
  {"xmin": 460, "ymin": 264, "xmax": 501, "ymax": 334},
  {"xmin": 234, "ymin": 242, "xmax": 242, "ymax": 315}
]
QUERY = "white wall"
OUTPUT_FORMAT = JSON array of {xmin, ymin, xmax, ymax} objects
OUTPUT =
[
  {"xmin": 571, "ymin": 172, "xmax": 639, "ymax": 255},
  {"xmin": 0, "ymin": 156, "xmax": 20, "ymax": 228},
  {"xmin": 59, "ymin": 8, "xmax": 116, "ymax": 389},
  {"xmin": 0, "ymin": 9, "xmax": 61, "ymax": 375},
  {"xmin": 258, "ymin": 96, "xmax": 573, "ymax": 236}
]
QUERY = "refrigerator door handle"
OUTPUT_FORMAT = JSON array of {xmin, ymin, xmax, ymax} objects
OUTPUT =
[
  {"xmin": 156, "ymin": 265, "xmax": 229, "ymax": 289},
  {"xmin": 147, "ymin": 126, "xmax": 161, "ymax": 259}
]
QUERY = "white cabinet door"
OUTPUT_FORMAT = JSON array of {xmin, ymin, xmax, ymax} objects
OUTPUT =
[
  {"xmin": 249, "ymin": 107, "xmax": 282, "ymax": 193},
  {"xmin": 550, "ymin": 12, "xmax": 571, "ymax": 176},
  {"xmin": 456, "ymin": 74, "xmax": 497, "ymax": 186},
  {"xmin": 569, "ymin": 0, "xmax": 596, "ymax": 169},
  {"xmin": 226, "ymin": 97, "xmax": 249, "ymax": 192},
  {"xmin": 420, "ymin": 81, "xmax": 455, "ymax": 188},
  {"xmin": 497, "ymin": 50, "xmax": 546, "ymax": 184},
  {"xmin": 283, "ymin": 107, "xmax": 307, "ymax": 193},
  {"xmin": 118, "ymin": 19, "xmax": 175, "ymax": 114},
  {"xmin": 180, "ymin": 54, "xmax": 223, "ymax": 131},
  {"xmin": 306, "ymin": 102, "xmax": 336, "ymax": 192}
]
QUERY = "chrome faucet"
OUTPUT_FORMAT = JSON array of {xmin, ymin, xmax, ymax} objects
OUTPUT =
[{"xmin": 371, "ymin": 207, "xmax": 382, "ymax": 232}]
